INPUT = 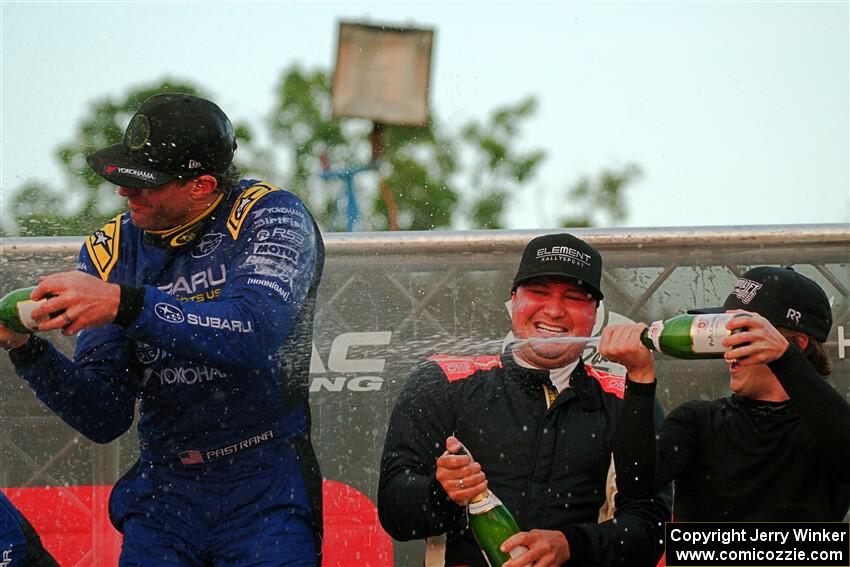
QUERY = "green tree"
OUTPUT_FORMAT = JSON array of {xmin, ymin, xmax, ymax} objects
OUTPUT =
[
  {"xmin": 5, "ymin": 68, "xmax": 638, "ymax": 235},
  {"xmin": 266, "ymin": 67, "xmax": 556, "ymax": 231},
  {"xmin": 559, "ymin": 164, "xmax": 642, "ymax": 227},
  {"xmin": 267, "ymin": 65, "xmax": 461, "ymax": 231},
  {"xmin": 461, "ymin": 97, "xmax": 545, "ymax": 229},
  {"xmin": 8, "ymin": 79, "xmax": 254, "ymax": 236}
]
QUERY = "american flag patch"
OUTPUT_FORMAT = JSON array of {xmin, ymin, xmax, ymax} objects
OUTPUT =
[{"xmin": 179, "ymin": 450, "xmax": 205, "ymax": 465}]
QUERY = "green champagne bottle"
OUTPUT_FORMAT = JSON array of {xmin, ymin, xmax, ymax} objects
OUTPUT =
[
  {"xmin": 641, "ymin": 313, "xmax": 745, "ymax": 359},
  {"xmin": 0, "ymin": 286, "xmax": 43, "ymax": 334},
  {"xmin": 456, "ymin": 445, "xmax": 529, "ymax": 567},
  {"xmin": 468, "ymin": 489, "xmax": 529, "ymax": 567}
]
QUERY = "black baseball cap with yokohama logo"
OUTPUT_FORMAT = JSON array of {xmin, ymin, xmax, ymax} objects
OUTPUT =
[
  {"xmin": 690, "ymin": 266, "xmax": 832, "ymax": 342},
  {"xmin": 87, "ymin": 93, "xmax": 237, "ymax": 189},
  {"xmin": 512, "ymin": 233, "xmax": 604, "ymax": 300}
]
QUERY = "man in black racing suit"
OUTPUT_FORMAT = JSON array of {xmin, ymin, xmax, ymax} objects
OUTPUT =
[
  {"xmin": 606, "ymin": 266, "xmax": 850, "ymax": 522},
  {"xmin": 379, "ymin": 233, "xmax": 671, "ymax": 567}
]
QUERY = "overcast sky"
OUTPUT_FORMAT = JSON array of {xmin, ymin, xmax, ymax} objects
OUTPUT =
[{"xmin": 1, "ymin": 1, "xmax": 848, "ymax": 231}]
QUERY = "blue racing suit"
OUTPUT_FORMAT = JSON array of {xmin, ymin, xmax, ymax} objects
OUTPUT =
[
  {"xmin": 0, "ymin": 492, "xmax": 58, "ymax": 567},
  {"xmin": 9, "ymin": 180, "xmax": 324, "ymax": 566}
]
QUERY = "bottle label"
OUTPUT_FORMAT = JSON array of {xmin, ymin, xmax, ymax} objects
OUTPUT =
[
  {"xmin": 691, "ymin": 314, "xmax": 733, "ymax": 353},
  {"xmin": 509, "ymin": 544, "xmax": 530, "ymax": 562},
  {"xmin": 469, "ymin": 490, "xmax": 501, "ymax": 516},
  {"xmin": 16, "ymin": 300, "xmax": 44, "ymax": 331},
  {"xmin": 646, "ymin": 320, "xmax": 664, "ymax": 352}
]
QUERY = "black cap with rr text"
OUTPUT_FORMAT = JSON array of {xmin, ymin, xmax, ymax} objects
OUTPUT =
[
  {"xmin": 87, "ymin": 93, "xmax": 237, "ymax": 189},
  {"xmin": 691, "ymin": 266, "xmax": 832, "ymax": 342},
  {"xmin": 512, "ymin": 233, "xmax": 604, "ymax": 300}
]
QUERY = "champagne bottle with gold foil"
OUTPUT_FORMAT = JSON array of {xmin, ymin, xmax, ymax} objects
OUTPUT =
[
  {"xmin": 458, "ymin": 446, "xmax": 529, "ymax": 567},
  {"xmin": 468, "ymin": 489, "xmax": 528, "ymax": 567}
]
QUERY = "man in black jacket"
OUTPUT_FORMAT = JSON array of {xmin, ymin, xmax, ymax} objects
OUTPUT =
[
  {"xmin": 605, "ymin": 266, "xmax": 850, "ymax": 521},
  {"xmin": 378, "ymin": 233, "xmax": 671, "ymax": 567}
]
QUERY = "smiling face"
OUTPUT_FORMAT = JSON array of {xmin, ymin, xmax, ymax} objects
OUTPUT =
[
  {"xmin": 510, "ymin": 278, "xmax": 598, "ymax": 369},
  {"xmin": 727, "ymin": 359, "xmax": 786, "ymax": 400}
]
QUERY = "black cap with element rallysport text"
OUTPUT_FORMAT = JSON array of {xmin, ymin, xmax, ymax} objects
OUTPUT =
[
  {"xmin": 691, "ymin": 266, "xmax": 832, "ymax": 342},
  {"xmin": 512, "ymin": 233, "xmax": 604, "ymax": 300},
  {"xmin": 87, "ymin": 93, "xmax": 237, "ymax": 189}
]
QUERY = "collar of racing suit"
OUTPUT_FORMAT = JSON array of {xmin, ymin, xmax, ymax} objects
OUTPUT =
[
  {"xmin": 142, "ymin": 188, "xmax": 228, "ymax": 249},
  {"xmin": 500, "ymin": 353, "xmax": 599, "ymax": 410},
  {"xmin": 730, "ymin": 394, "xmax": 793, "ymax": 416}
]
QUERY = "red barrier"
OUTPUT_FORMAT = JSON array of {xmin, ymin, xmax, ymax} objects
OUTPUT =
[{"xmin": 3, "ymin": 480, "xmax": 393, "ymax": 566}]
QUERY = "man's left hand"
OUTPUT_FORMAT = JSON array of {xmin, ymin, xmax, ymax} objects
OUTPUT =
[
  {"xmin": 31, "ymin": 271, "xmax": 122, "ymax": 335},
  {"xmin": 502, "ymin": 529, "xmax": 569, "ymax": 567}
]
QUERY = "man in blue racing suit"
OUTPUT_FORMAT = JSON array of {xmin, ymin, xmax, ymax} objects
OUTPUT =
[
  {"xmin": 0, "ymin": 492, "xmax": 58, "ymax": 567},
  {"xmin": 0, "ymin": 93, "xmax": 325, "ymax": 566}
]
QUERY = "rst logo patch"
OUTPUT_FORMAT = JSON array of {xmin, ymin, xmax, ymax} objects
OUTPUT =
[
  {"xmin": 256, "ymin": 227, "xmax": 304, "ymax": 245},
  {"xmin": 85, "ymin": 214, "xmax": 122, "ymax": 281}
]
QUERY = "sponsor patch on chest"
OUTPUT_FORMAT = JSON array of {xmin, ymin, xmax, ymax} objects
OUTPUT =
[
  {"xmin": 585, "ymin": 365, "xmax": 625, "ymax": 398},
  {"xmin": 429, "ymin": 354, "xmax": 503, "ymax": 382}
]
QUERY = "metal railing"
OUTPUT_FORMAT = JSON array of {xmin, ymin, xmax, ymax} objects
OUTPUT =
[{"xmin": 1, "ymin": 224, "xmax": 848, "ymax": 566}]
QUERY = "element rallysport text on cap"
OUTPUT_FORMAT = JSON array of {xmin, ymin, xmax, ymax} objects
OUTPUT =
[{"xmin": 513, "ymin": 233, "xmax": 604, "ymax": 300}]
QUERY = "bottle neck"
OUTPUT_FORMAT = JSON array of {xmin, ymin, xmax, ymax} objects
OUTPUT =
[
  {"xmin": 469, "ymin": 489, "xmax": 489, "ymax": 504},
  {"xmin": 468, "ymin": 489, "xmax": 501, "ymax": 515}
]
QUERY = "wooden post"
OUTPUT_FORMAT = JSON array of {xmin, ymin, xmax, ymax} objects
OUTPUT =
[{"xmin": 370, "ymin": 123, "xmax": 399, "ymax": 231}]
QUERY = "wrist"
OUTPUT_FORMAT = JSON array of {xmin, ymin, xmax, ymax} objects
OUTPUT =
[
  {"xmin": 3, "ymin": 334, "xmax": 29, "ymax": 351},
  {"xmin": 8, "ymin": 335, "xmax": 49, "ymax": 368},
  {"xmin": 114, "ymin": 285, "xmax": 145, "ymax": 327},
  {"xmin": 627, "ymin": 365, "xmax": 655, "ymax": 383}
]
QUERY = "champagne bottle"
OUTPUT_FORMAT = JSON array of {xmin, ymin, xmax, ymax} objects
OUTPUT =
[
  {"xmin": 641, "ymin": 313, "xmax": 746, "ymax": 359},
  {"xmin": 457, "ymin": 446, "xmax": 529, "ymax": 567},
  {"xmin": 468, "ymin": 489, "xmax": 529, "ymax": 567},
  {"xmin": 0, "ymin": 287, "xmax": 44, "ymax": 334}
]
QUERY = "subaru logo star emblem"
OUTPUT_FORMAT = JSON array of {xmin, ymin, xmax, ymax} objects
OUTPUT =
[
  {"xmin": 154, "ymin": 303, "xmax": 185, "ymax": 323},
  {"xmin": 192, "ymin": 233, "xmax": 224, "ymax": 258}
]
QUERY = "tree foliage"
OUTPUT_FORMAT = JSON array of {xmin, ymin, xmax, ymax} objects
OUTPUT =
[
  {"xmin": 266, "ymin": 66, "xmax": 460, "ymax": 231},
  {"xmin": 461, "ymin": 97, "xmax": 545, "ymax": 229},
  {"xmin": 7, "ymin": 79, "xmax": 253, "ymax": 236},
  {"xmin": 4, "ymin": 67, "xmax": 639, "ymax": 236},
  {"xmin": 559, "ymin": 164, "xmax": 642, "ymax": 228}
]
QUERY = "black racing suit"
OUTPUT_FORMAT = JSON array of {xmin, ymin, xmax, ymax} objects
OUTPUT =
[
  {"xmin": 379, "ymin": 352, "xmax": 672, "ymax": 566},
  {"xmin": 613, "ymin": 345, "xmax": 850, "ymax": 520}
]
